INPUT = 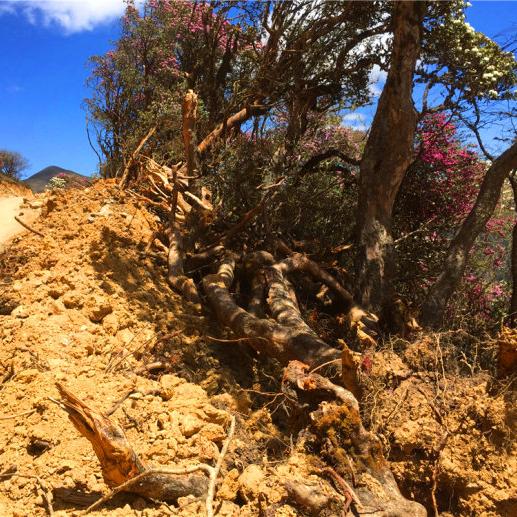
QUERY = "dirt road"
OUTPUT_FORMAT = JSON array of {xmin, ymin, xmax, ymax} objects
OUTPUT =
[{"xmin": 0, "ymin": 196, "xmax": 38, "ymax": 248}]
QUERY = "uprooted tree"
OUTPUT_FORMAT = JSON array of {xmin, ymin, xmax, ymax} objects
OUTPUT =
[{"xmin": 83, "ymin": 0, "xmax": 517, "ymax": 514}]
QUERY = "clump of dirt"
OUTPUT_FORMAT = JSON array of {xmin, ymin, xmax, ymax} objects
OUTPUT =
[
  {"xmin": 0, "ymin": 180, "xmax": 353, "ymax": 516},
  {"xmin": 362, "ymin": 339, "xmax": 516, "ymax": 516}
]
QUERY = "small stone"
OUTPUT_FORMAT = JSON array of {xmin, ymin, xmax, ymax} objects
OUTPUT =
[
  {"xmin": 63, "ymin": 291, "xmax": 83, "ymax": 309},
  {"xmin": 86, "ymin": 295, "xmax": 112, "ymax": 323},
  {"xmin": 11, "ymin": 305, "xmax": 29, "ymax": 319},
  {"xmin": 218, "ymin": 468, "xmax": 240, "ymax": 501},
  {"xmin": 116, "ymin": 328, "xmax": 135, "ymax": 345},
  {"xmin": 102, "ymin": 312, "xmax": 119, "ymax": 335},
  {"xmin": 160, "ymin": 374, "xmax": 183, "ymax": 400},
  {"xmin": 180, "ymin": 414, "xmax": 205, "ymax": 437},
  {"xmin": 238, "ymin": 464, "xmax": 265, "ymax": 501}
]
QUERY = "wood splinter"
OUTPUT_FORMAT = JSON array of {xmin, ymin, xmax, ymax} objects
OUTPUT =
[{"xmin": 51, "ymin": 383, "xmax": 236, "ymax": 516}]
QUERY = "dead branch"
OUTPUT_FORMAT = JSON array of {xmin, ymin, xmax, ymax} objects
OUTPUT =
[
  {"xmin": 14, "ymin": 216, "xmax": 44, "ymax": 238},
  {"xmin": 203, "ymin": 253, "xmax": 426, "ymax": 516},
  {"xmin": 52, "ymin": 383, "xmax": 236, "ymax": 515},
  {"xmin": 203, "ymin": 253, "xmax": 342, "ymax": 369},
  {"xmin": 120, "ymin": 126, "xmax": 157, "ymax": 188},
  {"xmin": 280, "ymin": 253, "xmax": 354, "ymax": 310},
  {"xmin": 0, "ymin": 408, "xmax": 37, "ymax": 420}
]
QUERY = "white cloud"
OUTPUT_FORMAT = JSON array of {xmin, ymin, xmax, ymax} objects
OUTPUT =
[
  {"xmin": 343, "ymin": 113, "xmax": 365, "ymax": 123},
  {"xmin": 0, "ymin": 0, "xmax": 141, "ymax": 33},
  {"xmin": 342, "ymin": 112, "xmax": 368, "ymax": 131},
  {"xmin": 368, "ymin": 64, "xmax": 387, "ymax": 97},
  {"xmin": 0, "ymin": 2, "xmax": 16, "ymax": 14}
]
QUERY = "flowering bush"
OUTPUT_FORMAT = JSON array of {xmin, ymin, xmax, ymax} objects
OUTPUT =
[
  {"xmin": 395, "ymin": 113, "xmax": 513, "ymax": 325},
  {"xmin": 47, "ymin": 177, "xmax": 67, "ymax": 190}
]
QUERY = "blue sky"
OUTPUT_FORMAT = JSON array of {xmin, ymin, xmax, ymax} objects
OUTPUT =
[{"xmin": 0, "ymin": 1, "xmax": 515, "ymax": 179}]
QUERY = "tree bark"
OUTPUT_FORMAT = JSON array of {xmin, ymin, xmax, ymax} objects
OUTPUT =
[
  {"xmin": 202, "ymin": 253, "xmax": 342, "ymax": 369},
  {"xmin": 167, "ymin": 91, "xmax": 201, "ymax": 303},
  {"xmin": 355, "ymin": 1, "xmax": 424, "ymax": 312},
  {"xmin": 422, "ymin": 141, "xmax": 517, "ymax": 327},
  {"xmin": 510, "ymin": 172, "xmax": 517, "ymax": 328}
]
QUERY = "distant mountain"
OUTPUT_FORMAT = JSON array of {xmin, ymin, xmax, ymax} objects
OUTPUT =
[{"xmin": 24, "ymin": 166, "xmax": 88, "ymax": 193}]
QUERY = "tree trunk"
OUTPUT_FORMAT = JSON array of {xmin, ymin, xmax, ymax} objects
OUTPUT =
[
  {"xmin": 510, "ymin": 172, "xmax": 517, "ymax": 327},
  {"xmin": 356, "ymin": 1, "xmax": 424, "ymax": 312},
  {"xmin": 422, "ymin": 141, "xmax": 517, "ymax": 328},
  {"xmin": 167, "ymin": 91, "xmax": 201, "ymax": 303}
]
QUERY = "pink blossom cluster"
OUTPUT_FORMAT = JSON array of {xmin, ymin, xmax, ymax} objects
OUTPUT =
[{"xmin": 418, "ymin": 113, "xmax": 483, "ymax": 221}]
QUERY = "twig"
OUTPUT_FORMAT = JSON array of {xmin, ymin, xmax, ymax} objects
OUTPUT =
[
  {"xmin": 309, "ymin": 358, "xmax": 342, "ymax": 375},
  {"xmin": 315, "ymin": 466, "xmax": 362, "ymax": 515},
  {"xmin": 14, "ymin": 216, "xmax": 44, "ymax": 238},
  {"xmin": 134, "ymin": 361, "xmax": 167, "ymax": 375},
  {"xmin": 105, "ymin": 382, "xmax": 137, "ymax": 416},
  {"xmin": 206, "ymin": 335, "xmax": 268, "ymax": 343},
  {"xmin": 206, "ymin": 415, "xmax": 236, "ymax": 517},
  {"xmin": 431, "ymin": 431, "xmax": 449, "ymax": 517},
  {"xmin": 36, "ymin": 475, "xmax": 55, "ymax": 516},
  {"xmin": 0, "ymin": 408, "xmax": 36, "ymax": 420},
  {"xmin": 0, "ymin": 465, "xmax": 17, "ymax": 479}
]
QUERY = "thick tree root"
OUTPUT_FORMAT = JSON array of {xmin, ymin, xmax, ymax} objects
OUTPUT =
[
  {"xmin": 52, "ymin": 383, "xmax": 236, "ymax": 515},
  {"xmin": 203, "ymin": 254, "xmax": 426, "ymax": 516}
]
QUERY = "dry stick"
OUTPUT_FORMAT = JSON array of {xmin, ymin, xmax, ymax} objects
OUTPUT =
[
  {"xmin": 0, "ymin": 408, "xmax": 36, "ymax": 420},
  {"xmin": 309, "ymin": 358, "xmax": 343, "ymax": 375},
  {"xmin": 205, "ymin": 335, "xmax": 269, "ymax": 344},
  {"xmin": 84, "ymin": 415, "xmax": 236, "ymax": 516},
  {"xmin": 431, "ymin": 431, "xmax": 449, "ymax": 517},
  {"xmin": 205, "ymin": 414, "xmax": 236, "ymax": 517},
  {"xmin": 314, "ymin": 466, "xmax": 362, "ymax": 515},
  {"xmin": 14, "ymin": 216, "xmax": 44, "ymax": 238},
  {"xmin": 120, "ymin": 126, "xmax": 157, "ymax": 188},
  {"xmin": 36, "ymin": 475, "xmax": 55, "ymax": 516},
  {"xmin": 105, "ymin": 383, "xmax": 137, "ymax": 417},
  {"xmin": 134, "ymin": 361, "xmax": 166, "ymax": 375}
]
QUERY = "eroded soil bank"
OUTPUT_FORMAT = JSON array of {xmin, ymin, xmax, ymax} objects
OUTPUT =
[{"xmin": 0, "ymin": 181, "xmax": 514, "ymax": 516}]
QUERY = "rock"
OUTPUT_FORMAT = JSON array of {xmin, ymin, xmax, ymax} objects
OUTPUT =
[
  {"xmin": 116, "ymin": 327, "xmax": 135, "ymax": 345},
  {"xmin": 198, "ymin": 423, "xmax": 226, "ymax": 443},
  {"xmin": 62, "ymin": 291, "xmax": 83, "ymax": 309},
  {"xmin": 29, "ymin": 200, "xmax": 43, "ymax": 209},
  {"xmin": 0, "ymin": 293, "xmax": 19, "ymax": 315},
  {"xmin": 42, "ymin": 196, "xmax": 58, "ymax": 216},
  {"xmin": 238, "ymin": 464, "xmax": 265, "ymax": 501},
  {"xmin": 11, "ymin": 305, "xmax": 29, "ymax": 319},
  {"xmin": 218, "ymin": 468, "xmax": 240, "ymax": 501},
  {"xmin": 86, "ymin": 296, "xmax": 113, "ymax": 323},
  {"xmin": 98, "ymin": 203, "xmax": 112, "ymax": 217},
  {"xmin": 180, "ymin": 414, "xmax": 205, "ymax": 437},
  {"xmin": 102, "ymin": 312, "xmax": 119, "ymax": 335},
  {"xmin": 160, "ymin": 374, "xmax": 184, "ymax": 400},
  {"xmin": 48, "ymin": 285, "xmax": 68, "ymax": 299}
]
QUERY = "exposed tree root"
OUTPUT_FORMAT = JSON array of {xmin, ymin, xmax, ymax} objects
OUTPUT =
[
  {"xmin": 202, "ymin": 253, "xmax": 426, "ymax": 516},
  {"xmin": 52, "ymin": 383, "xmax": 236, "ymax": 516}
]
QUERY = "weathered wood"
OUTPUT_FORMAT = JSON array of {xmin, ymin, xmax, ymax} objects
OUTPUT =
[{"xmin": 53, "ymin": 383, "xmax": 208, "ymax": 502}]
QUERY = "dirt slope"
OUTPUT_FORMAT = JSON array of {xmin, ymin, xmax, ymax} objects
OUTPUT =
[
  {"xmin": 0, "ymin": 181, "xmax": 345, "ymax": 516},
  {"xmin": 0, "ymin": 180, "xmax": 514, "ymax": 516}
]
